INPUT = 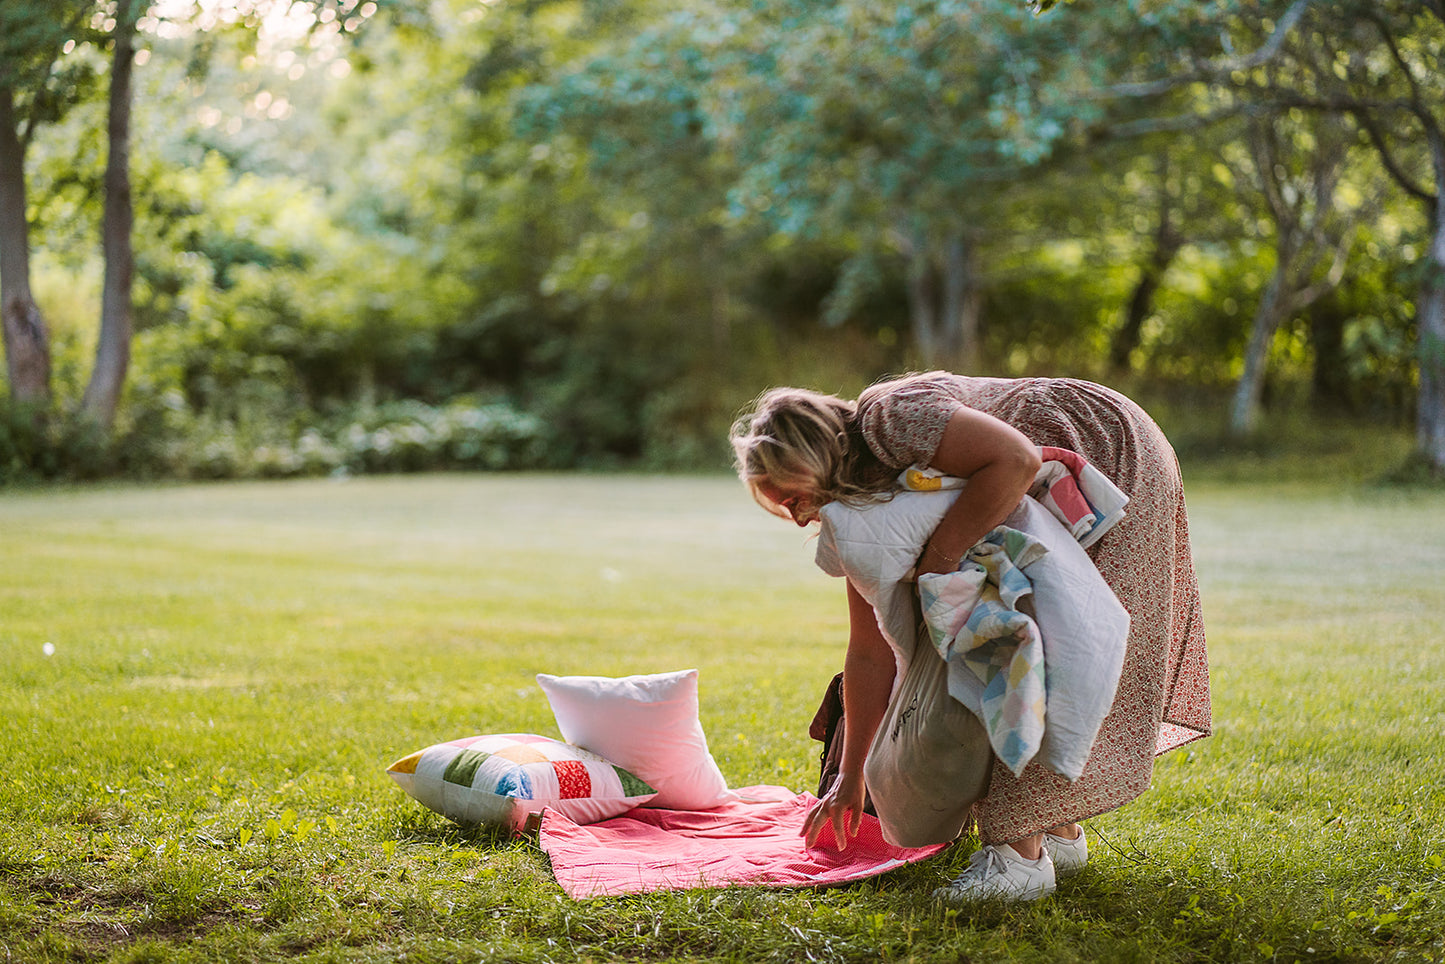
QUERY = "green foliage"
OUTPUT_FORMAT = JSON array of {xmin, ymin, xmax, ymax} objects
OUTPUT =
[
  {"xmin": 0, "ymin": 391, "xmax": 547, "ymax": 483},
  {"xmin": 0, "ymin": 0, "xmax": 96, "ymax": 95},
  {"xmin": 1, "ymin": 474, "xmax": 1444, "ymax": 960},
  {"xmin": 3, "ymin": 0, "xmax": 1438, "ymax": 479},
  {"xmin": 176, "ymin": 397, "xmax": 548, "ymax": 480}
]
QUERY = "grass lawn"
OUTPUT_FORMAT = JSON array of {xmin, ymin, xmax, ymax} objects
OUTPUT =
[{"xmin": 1, "ymin": 472, "xmax": 1443, "ymax": 963}]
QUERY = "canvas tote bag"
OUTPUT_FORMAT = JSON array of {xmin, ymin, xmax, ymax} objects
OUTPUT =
[{"xmin": 863, "ymin": 633, "xmax": 994, "ymax": 848}]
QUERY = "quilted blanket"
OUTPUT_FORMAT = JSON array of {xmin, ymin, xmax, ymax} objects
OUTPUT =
[
  {"xmin": 540, "ymin": 787, "xmax": 948, "ymax": 898},
  {"xmin": 917, "ymin": 526, "xmax": 1051, "ymax": 777}
]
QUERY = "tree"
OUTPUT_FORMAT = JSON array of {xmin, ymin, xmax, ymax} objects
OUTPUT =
[
  {"xmin": 523, "ymin": 0, "xmax": 1158, "ymax": 370},
  {"xmin": 1226, "ymin": 111, "xmax": 1362, "ymax": 435},
  {"xmin": 1109, "ymin": 0, "xmax": 1445, "ymax": 467},
  {"xmin": 4, "ymin": 0, "xmax": 383, "ymax": 439},
  {"xmin": 731, "ymin": 0, "xmax": 1112, "ymax": 369},
  {"xmin": 0, "ymin": 0, "xmax": 94, "ymax": 409},
  {"xmin": 81, "ymin": 0, "xmax": 139, "ymax": 430},
  {"xmin": 0, "ymin": 87, "xmax": 52, "ymax": 408},
  {"xmin": 1265, "ymin": 0, "xmax": 1445, "ymax": 470}
]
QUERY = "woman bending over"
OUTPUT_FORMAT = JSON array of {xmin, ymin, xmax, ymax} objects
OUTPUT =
[{"xmin": 730, "ymin": 371, "xmax": 1211, "ymax": 901}]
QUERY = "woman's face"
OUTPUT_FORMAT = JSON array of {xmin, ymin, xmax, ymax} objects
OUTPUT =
[{"xmin": 755, "ymin": 478, "xmax": 820, "ymax": 527}]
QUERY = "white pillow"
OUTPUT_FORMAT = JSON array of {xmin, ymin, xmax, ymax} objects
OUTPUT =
[
  {"xmin": 536, "ymin": 669, "xmax": 737, "ymax": 811},
  {"xmin": 816, "ymin": 489, "xmax": 957, "ymax": 669}
]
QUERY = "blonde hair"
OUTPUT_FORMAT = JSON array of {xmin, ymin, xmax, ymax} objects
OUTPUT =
[{"xmin": 729, "ymin": 386, "xmax": 894, "ymax": 517}]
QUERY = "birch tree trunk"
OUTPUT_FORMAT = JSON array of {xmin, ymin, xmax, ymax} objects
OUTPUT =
[
  {"xmin": 0, "ymin": 85, "xmax": 50, "ymax": 407},
  {"xmin": 1229, "ymin": 260, "xmax": 1291, "ymax": 436},
  {"xmin": 1418, "ymin": 209, "xmax": 1445, "ymax": 472},
  {"xmin": 82, "ymin": 5, "xmax": 137, "ymax": 431}
]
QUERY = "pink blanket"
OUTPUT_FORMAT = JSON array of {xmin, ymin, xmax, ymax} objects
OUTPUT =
[{"xmin": 539, "ymin": 786, "xmax": 950, "ymax": 899}]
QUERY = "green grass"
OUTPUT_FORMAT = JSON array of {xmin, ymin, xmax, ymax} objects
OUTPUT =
[{"xmin": 1, "ymin": 472, "xmax": 1443, "ymax": 963}]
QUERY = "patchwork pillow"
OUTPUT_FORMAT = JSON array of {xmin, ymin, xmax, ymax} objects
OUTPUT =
[
  {"xmin": 387, "ymin": 733, "xmax": 656, "ymax": 831},
  {"xmin": 536, "ymin": 669, "xmax": 737, "ymax": 811}
]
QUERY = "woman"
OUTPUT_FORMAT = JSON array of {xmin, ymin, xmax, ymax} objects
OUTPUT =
[{"xmin": 730, "ymin": 372, "xmax": 1211, "ymax": 901}]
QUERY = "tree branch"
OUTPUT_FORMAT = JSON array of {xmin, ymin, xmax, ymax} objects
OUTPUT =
[
  {"xmin": 1366, "ymin": 10, "xmax": 1429, "ymax": 120},
  {"xmin": 1249, "ymin": 119, "xmax": 1290, "ymax": 227},
  {"xmin": 1288, "ymin": 224, "xmax": 1353, "ymax": 313},
  {"xmin": 1097, "ymin": 0, "xmax": 1315, "ymax": 99},
  {"xmin": 1350, "ymin": 106, "xmax": 1437, "ymax": 205},
  {"xmin": 17, "ymin": 5, "xmax": 93, "ymax": 152},
  {"xmin": 1091, "ymin": 105, "xmax": 1251, "ymax": 141}
]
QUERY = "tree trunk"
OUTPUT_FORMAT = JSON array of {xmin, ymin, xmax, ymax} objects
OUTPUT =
[
  {"xmin": 0, "ymin": 85, "xmax": 51, "ymax": 407},
  {"xmin": 940, "ymin": 231, "xmax": 981, "ymax": 373},
  {"xmin": 1418, "ymin": 211, "xmax": 1445, "ymax": 472},
  {"xmin": 904, "ymin": 238, "xmax": 939, "ymax": 367},
  {"xmin": 82, "ymin": 7, "xmax": 137, "ymax": 431},
  {"xmin": 1111, "ymin": 205, "xmax": 1182, "ymax": 374},
  {"xmin": 898, "ymin": 226, "xmax": 981, "ymax": 371},
  {"xmin": 1308, "ymin": 298, "xmax": 1351, "ymax": 415},
  {"xmin": 1229, "ymin": 259, "xmax": 1291, "ymax": 437}
]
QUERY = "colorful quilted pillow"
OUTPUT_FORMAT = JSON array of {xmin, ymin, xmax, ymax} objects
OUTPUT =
[{"xmin": 386, "ymin": 733, "xmax": 657, "ymax": 831}]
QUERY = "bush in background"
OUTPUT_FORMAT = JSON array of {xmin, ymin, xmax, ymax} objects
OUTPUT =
[{"xmin": 0, "ymin": 395, "xmax": 547, "ymax": 485}]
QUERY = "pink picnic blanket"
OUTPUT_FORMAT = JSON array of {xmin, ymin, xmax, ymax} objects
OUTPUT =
[{"xmin": 539, "ymin": 785, "xmax": 949, "ymax": 899}]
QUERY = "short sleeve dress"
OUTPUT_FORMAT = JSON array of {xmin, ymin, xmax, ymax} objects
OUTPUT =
[{"xmin": 856, "ymin": 372, "xmax": 1211, "ymax": 844}]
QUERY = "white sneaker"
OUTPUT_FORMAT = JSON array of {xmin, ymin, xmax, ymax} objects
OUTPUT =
[
  {"xmin": 932, "ymin": 844, "xmax": 1057, "ymax": 902},
  {"xmin": 1043, "ymin": 827, "xmax": 1088, "ymax": 878}
]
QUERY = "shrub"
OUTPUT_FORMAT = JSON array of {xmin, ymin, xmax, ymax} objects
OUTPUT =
[{"xmin": 0, "ymin": 395, "xmax": 548, "ymax": 484}]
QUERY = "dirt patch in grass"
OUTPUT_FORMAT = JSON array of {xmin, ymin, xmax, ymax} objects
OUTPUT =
[{"xmin": 22, "ymin": 875, "xmax": 264, "ymax": 955}]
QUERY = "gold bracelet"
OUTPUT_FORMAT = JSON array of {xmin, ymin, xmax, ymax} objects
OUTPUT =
[{"xmin": 925, "ymin": 543, "xmax": 957, "ymax": 564}]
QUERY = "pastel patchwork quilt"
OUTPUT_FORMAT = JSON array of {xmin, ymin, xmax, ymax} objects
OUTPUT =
[{"xmin": 918, "ymin": 526, "xmax": 1049, "ymax": 777}]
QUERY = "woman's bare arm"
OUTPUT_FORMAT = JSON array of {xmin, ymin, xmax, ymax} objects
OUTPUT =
[
  {"xmin": 916, "ymin": 406, "xmax": 1040, "ymax": 575},
  {"xmin": 801, "ymin": 579, "xmax": 896, "ymax": 849}
]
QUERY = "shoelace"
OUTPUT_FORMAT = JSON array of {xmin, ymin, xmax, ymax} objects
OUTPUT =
[{"xmin": 960, "ymin": 844, "xmax": 1012, "ymax": 882}]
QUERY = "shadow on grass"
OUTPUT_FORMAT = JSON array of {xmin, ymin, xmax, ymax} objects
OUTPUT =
[{"xmin": 387, "ymin": 807, "xmax": 518, "ymax": 850}]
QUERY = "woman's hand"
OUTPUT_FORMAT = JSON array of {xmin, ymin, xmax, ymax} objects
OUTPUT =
[
  {"xmin": 802, "ymin": 770, "xmax": 869, "ymax": 850},
  {"xmin": 804, "ymin": 580, "xmax": 894, "ymax": 851}
]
